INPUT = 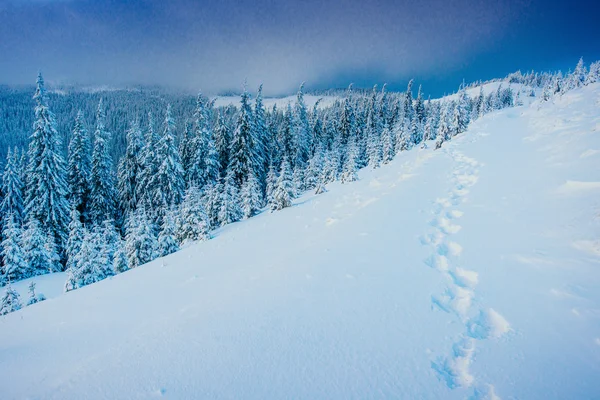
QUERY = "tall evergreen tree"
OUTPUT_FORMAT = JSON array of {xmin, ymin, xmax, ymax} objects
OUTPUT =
[
  {"xmin": 241, "ymin": 170, "xmax": 263, "ymax": 219},
  {"xmin": 24, "ymin": 73, "xmax": 70, "ymax": 260},
  {"xmin": 22, "ymin": 219, "xmax": 52, "ymax": 277},
  {"xmin": 67, "ymin": 110, "xmax": 91, "ymax": 219},
  {"xmin": 218, "ymin": 170, "xmax": 242, "ymax": 225},
  {"xmin": 294, "ymin": 83, "xmax": 311, "ymax": 169},
  {"xmin": 214, "ymin": 112, "xmax": 231, "ymax": 178},
  {"xmin": 1, "ymin": 213, "xmax": 28, "ymax": 282},
  {"xmin": 178, "ymin": 186, "xmax": 211, "ymax": 244},
  {"xmin": 117, "ymin": 121, "xmax": 144, "ymax": 214},
  {"xmin": 89, "ymin": 99, "xmax": 117, "ymax": 224},
  {"xmin": 151, "ymin": 104, "xmax": 185, "ymax": 213},
  {"xmin": 270, "ymin": 157, "xmax": 294, "ymax": 211},
  {"xmin": 125, "ymin": 207, "xmax": 157, "ymax": 268},
  {"xmin": 229, "ymin": 87, "xmax": 255, "ymax": 189},
  {"xmin": 137, "ymin": 113, "xmax": 159, "ymax": 210},
  {"xmin": 158, "ymin": 207, "xmax": 179, "ymax": 256},
  {"xmin": 1, "ymin": 148, "xmax": 25, "ymax": 225}
]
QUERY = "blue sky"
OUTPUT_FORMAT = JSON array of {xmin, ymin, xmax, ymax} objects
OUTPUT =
[{"xmin": 0, "ymin": 0, "xmax": 598, "ymax": 96}]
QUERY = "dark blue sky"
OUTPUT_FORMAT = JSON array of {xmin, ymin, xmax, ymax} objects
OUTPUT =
[{"xmin": 0, "ymin": 0, "xmax": 598, "ymax": 96}]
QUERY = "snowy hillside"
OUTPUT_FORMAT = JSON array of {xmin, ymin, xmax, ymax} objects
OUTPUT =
[{"xmin": 1, "ymin": 83, "xmax": 600, "ymax": 399}]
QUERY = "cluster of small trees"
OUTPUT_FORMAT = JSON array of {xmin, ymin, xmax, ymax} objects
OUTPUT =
[{"xmin": 0, "ymin": 58, "xmax": 597, "ymax": 313}]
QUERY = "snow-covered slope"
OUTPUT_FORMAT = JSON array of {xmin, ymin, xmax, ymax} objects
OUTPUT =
[{"xmin": 1, "ymin": 84, "xmax": 600, "ymax": 399}]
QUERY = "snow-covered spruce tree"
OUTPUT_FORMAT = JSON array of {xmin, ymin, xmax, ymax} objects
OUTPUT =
[
  {"xmin": 292, "ymin": 166, "xmax": 305, "ymax": 194},
  {"xmin": 137, "ymin": 112, "xmax": 159, "ymax": 210},
  {"xmin": 185, "ymin": 93, "xmax": 211, "ymax": 188},
  {"xmin": 89, "ymin": 98, "xmax": 117, "ymax": 224},
  {"xmin": 27, "ymin": 281, "xmax": 45, "ymax": 305},
  {"xmin": 44, "ymin": 234, "xmax": 62, "ymax": 274},
  {"xmin": 229, "ymin": 87, "xmax": 255, "ymax": 189},
  {"xmin": 218, "ymin": 170, "xmax": 242, "ymax": 226},
  {"xmin": 101, "ymin": 219, "xmax": 120, "ymax": 272},
  {"xmin": 294, "ymin": 83, "xmax": 311, "ymax": 170},
  {"xmin": 65, "ymin": 208, "xmax": 84, "ymax": 273},
  {"xmin": 69, "ymin": 226, "xmax": 113, "ymax": 290},
  {"xmin": 265, "ymin": 162, "xmax": 277, "ymax": 207},
  {"xmin": 381, "ymin": 125, "xmax": 394, "ymax": 164},
  {"xmin": 1, "ymin": 213, "xmax": 28, "ymax": 283},
  {"xmin": 178, "ymin": 186, "xmax": 210, "ymax": 244},
  {"xmin": 253, "ymin": 84, "xmax": 269, "ymax": 187},
  {"xmin": 0, "ymin": 284, "xmax": 22, "ymax": 315},
  {"xmin": 150, "ymin": 104, "xmax": 185, "ymax": 215},
  {"xmin": 125, "ymin": 207, "xmax": 157, "ymax": 268},
  {"xmin": 341, "ymin": 139, "xmax": 359, "ymax": 184},
  {"xmin": 213, "ymin": 112, "xmax": 231, "ymax": 178},
  {"xmin": 1, "ymin": 148, "xmax": 25, "ymax": 226},
  {"xmin": 24, "ymin": 73, "xmax": 70, "ymax": 262},
  {"xmin": 113, "ymin": 239, "xmax": 129, "ymax": 274},
  {"xmin": 366, "ymin": 89, "xmax": 382, "ymax": 169},
  {"xmin": 117, "ymin": 121, "xmax": 144, "ymax": 214},
  {"xmin": 22, "ymin": 219, "xmax": 53, "ymax": 277},
  {"xmin": 241, "ymin": 170, "xmax": 263, "ymax": 219},
  {"xmin": 203, "ymin": 119, "xmax": 221, "ymax": 188},
  {"xmin": 67, "ymin": 110, "xmax": 91, "ymax": 220},
  {"xmin": 202, "ymin": 182, "xmax": 221, "ymax": 230},
  {"xmin": 585, "ymin": 61, "xmax": 600, "ymax": 85},
  {"xmin": 158, "ymin": 207, "xmax": 179, "ymax": 257},
  {"xmin": 304, "ymin": 147, "xmax": 324, "ymax": 190},
  {"xmin": 270, "ymin": 157, "xmax": 294, "ymax": 211}
]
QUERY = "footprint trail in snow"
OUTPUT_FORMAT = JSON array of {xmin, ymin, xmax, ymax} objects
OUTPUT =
[{"xmin": 421, "ymin": 146, "xmax": 511, "ymax": 398}]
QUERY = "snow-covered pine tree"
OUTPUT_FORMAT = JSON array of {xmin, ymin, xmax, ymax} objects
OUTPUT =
[
  {"xmin": 241, "ymin": 170, "xmax": 263, "ymax": 219},
  {"xmin": 202, "ymin": 182, "xmax": 221, "ymax": 230},
  {"xmin": 366, "ymin": 87, "xmax": 382, "ymax": 169},
  {"xmin": 67, "ymin": 110, "xmax": 91, "ymax": 220},
  {"xmin": 158, "ymin": 207, "xmax": 179, "ymax": 257},
  {"xmin": 65, "ymin": 208, "xmax": 84, "ymax": 274},
  {"xmin": 24, "ymin": 73, "xmax": 70, "ymax": 261},
  {"xmin": 253, "ymin": 84, "xmax": 269, "ymax": 186},
  {"xmin": 101, "ymin": 219, "xmax": 119, "ymax": 272},
  {"xmin": 294, "ymin": 83, "xmax": 311, "ymax": 170},
  {"xmin": 125, "ymin": 207, "xmax": 157, "ymax": 268},
  {"xmin": 44, "ymin": 234, "xmax": 61, "ymax": 274},
  {"xmin": 189, "ymin": 93, "xmax": 214, "ymax": 188},
  {"xmin": 218, "ymin": 170, "xmax": 242, "ymax": 225},
  {"xmin": 22, "ymin": 219, "xmax": 52, "ymax": 277},
  {"xmin": 178, "ymin": 186, "xmax": 210, "ymax": 244},
  {"xmin": 304, "ymin": 147, "xmax": 324, "ymax": 190},
  {"xmin": 381, "ymin": 125, "xmax": 394, "ymax": 164},
  {"xmin": 113, "ymin": 239, "xmax": 129, "ymax": 274},
  {"xmin": 26, "ymin": 281, "xmax": 45, "ymax": 305},
  {"xmin": 214, "ymin": 112, "xmax": 231, "ymax": 179},
  {"xmin": 229, "ymin": 87, "xmax": 255, "ymax": 189},
  {"xmin": 270, "ymin": 157, "xmax": 294, "ymax": 211},
  {"xmin": 117, "ymin": 121, "xmax": 144, "ymax": 214},
  {"xmin": 203, "ymin": 120, "xmax": 221, "ymax": 187},
  {"xmin": 585, "ymin": 61, "xmax": 600, "ymax": 85},
  {"xmin": 150, "ymin": 104, "xmax": 185, "ymax": 214},
  {"xmin": 89, "ymin": 98, "xmax": 117, "ymax": 224},
  {"xmin": 137, "ymin": 112, "xmax": 159, "ymax": 210},
  {"xmin": 70, "ymin": 226, "xmax": 113, "ymax": 289},
  {"xmin": 341, "ymin": 139, "xmax": 359, "ymax": 183},
  {"xmin": 1, "ymin": 213, "xmax": 28, "ymax": 283},
  {"xmin": 0, "ymin": 284, "xmax": 22, "ymax": 315},
  {"xmin": 265, "ymin": 162, "xmax": 277, "ymax": 207},
  {"xmin": 1, "ymin": 148, "xmax": 25, "ymax": 226}
]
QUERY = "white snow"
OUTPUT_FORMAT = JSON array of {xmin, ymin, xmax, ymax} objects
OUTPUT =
[{"xmin": 1, "ymin": 84, "xmax": 600, "ymax": 399}]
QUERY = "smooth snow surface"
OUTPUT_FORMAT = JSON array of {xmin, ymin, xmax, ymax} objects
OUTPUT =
[{"xmin": 1, "ymin": 85, "xmax": 600, "ymax": 399}]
